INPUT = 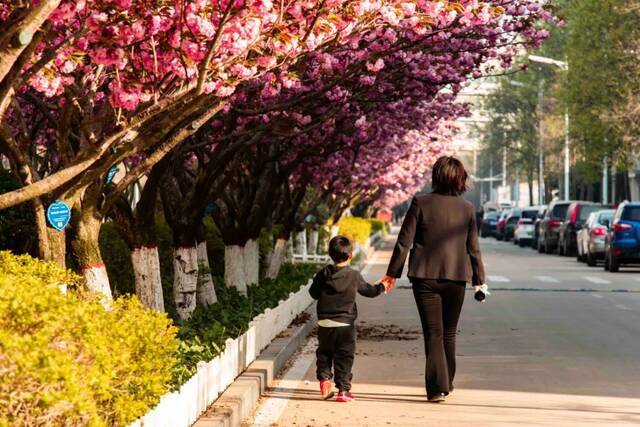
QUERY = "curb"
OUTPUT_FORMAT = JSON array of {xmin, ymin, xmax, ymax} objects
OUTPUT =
[{"xmin": 193, "ymin": 306, "xmax": 316, "ymax": 427}]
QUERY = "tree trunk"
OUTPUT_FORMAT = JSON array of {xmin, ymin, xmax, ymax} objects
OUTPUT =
[
  {"xmin": 131, "ymin": 245, "xmax": 164, "ymax": 312},
  {"xmin": 243, "ymin": 239, "xmax": 259, "ymax": 286},
  {"xmin": 71, "ymin": 210, "xmax": 112, "ymax": 300},
  {"xmin": 173, "ymin": 246, "xmax": 198, "ymax": 319},
  {"xmin": 46, "ymin": 227, "xmax": 66, "ymax": 267},
  {"xmin": 308, "ymin": 228, "xmax": 319, "ymax": 255},
  {"xmin": 196, "ymin": 240, "xmax": 217, "ymax": 305},
  {"xmin": 224, "ymin": 245, "xmax": 246, "ymax": 294},
  {"xmin": 265, "ymin": 237, "xmax": 287, "ymax": 280},
  {"xmin": 295, "ymin": 230, "xmax": 307, "ymax": 256},
  {"xmin": 32, "ymin": 197, "xmax": 67, "ymax": 266},
  {"xmin": 330, "ymin": 224, "xmax": 339, "ymax": 238}
]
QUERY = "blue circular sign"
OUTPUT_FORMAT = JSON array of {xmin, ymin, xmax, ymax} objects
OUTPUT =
[{"xmin": 46, "ymin": 200, "xmax": 71, "ymax": 232}]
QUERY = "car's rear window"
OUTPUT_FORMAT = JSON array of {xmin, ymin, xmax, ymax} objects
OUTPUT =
[
  {"xmin": 622, "ymin": 207, "xmax": 640, "ymax": 221},
  {"xmin": 551, "ymin": 204, "xmax": 570, "ymax": 219},
  {"xmin": 598, "ymin": 212, "xmax": 613, "ymax": 224},
  {"xmin": 484, "ymin": 212, "xmax": 499, "ymax": 220},
  {"xmin": 579, "ymin": 205, "xmax": 601, "ymax": 220},
  {"xmin": 522, "ymin": 210, "xmax": 537, "ymax": 219}
]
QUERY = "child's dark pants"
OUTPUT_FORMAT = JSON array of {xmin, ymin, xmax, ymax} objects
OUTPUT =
[{"xmin": 316, "ymin": 325, "xmax": 356, "ymax": 392}]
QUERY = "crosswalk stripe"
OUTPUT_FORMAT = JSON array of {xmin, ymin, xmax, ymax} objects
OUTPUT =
[
  {"xmin": 487, "ymin": 275, "xmax": 510, "ymax": 283},
  {"xmin": 590, "ymin": 293, "xmax": 604, "ymax": 299},
  {"xmin": 583, "ymin": 276, "xmax": 611, "ymax": 285},
  {"xmin": 616, "ymin": 304, "xmax": 632, "ymax": 311},
  {"xmin": 534, "ymin": 275, "xmax": 560, "ymax": 283}
]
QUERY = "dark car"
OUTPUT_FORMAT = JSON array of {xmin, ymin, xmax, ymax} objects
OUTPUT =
[
  {"xmin": 604, "ymin": 201, "xmax": 640, "ymax": 272},
  {"xmin": 481, "ymin": 211, "xmax": 500, "ymax": 237},
  {"xmin": 537, "ymin": 200, "xmax": 575, "ymax": 254},
  {"xmin": 532, "ymin": 205, "xmax": 548, "ymax": 249},
  {"xmin": 557, "ymin": 202, "xmax": 607, "ymax": 256},
  {"xmin": 504, "ymin": 208, "xmax": 522, "ymax": 241}
]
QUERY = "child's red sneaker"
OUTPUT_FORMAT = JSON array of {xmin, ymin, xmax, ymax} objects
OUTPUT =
[
  {"xmin": 335, "ymin": 391, "xmax": 355, "ymax": 402},
  {"xmin": 320, "ymin": 380, "xmax": 334, "ymax": 400}
]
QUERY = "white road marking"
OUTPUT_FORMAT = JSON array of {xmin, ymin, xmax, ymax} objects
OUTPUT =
[
  {"xmin": 590, "ymin": 293, "xmax": 604, "ymax": 299},
  {"xmin": 583, "ymin": 276, "xmax": 611, "ymax": 285},
  {"xmin": 487, "ymin": 275, "xmax": 510, "ymax": 283},
  {"xmin": 534, "ymin": 275, "xmax": 560, "ymax": 283},
  {"xmin": 616, "ymin": 304, "xmax": 632, "ymax": 311},
  {"xmin": 251, "ymin": 341, "xmax": 316, "ymax": 427}
]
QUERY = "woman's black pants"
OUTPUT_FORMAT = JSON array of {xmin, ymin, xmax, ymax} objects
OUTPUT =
[{"xmin": 411, "ymin": 278, "xmax": 466, "ymax": 397}]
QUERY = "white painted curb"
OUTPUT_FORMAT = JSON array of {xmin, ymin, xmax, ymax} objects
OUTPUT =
[{"xmin": 129, "ymin": 280, "xmax": 315, "ymax": 427}]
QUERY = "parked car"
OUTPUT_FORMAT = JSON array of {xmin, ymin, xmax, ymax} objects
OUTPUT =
[
  {"xmin": 604, "ymin": 201, "xmax": 640, "ymax": 272},
  {"xmin": 532, "ymin": 205, "xmax": 548, "ymax": 249},
  {"xmin": 577, "ymin": 209, "xmax": 614, "ymax": 265},
  {"xmin": 496, "ymin": 209, "xmax": 510, "ymax": 241},
  {"xmin": 481, "ymin": 211, "xmax": 500, "ymax": 237},
  {"xmin": 537, "ymin": 200, "xmax": 575, "ymax": 254},
  {"xmin": 514, "ymin": 206, "xmax": 540, "ymax": 247},
  {"xmin": 558, "ymin": 202, "xmax": 606, "ymax": 256},
  {"xmin": 504, "ymin": 208, "xmax": 522, "ymax": 241}
]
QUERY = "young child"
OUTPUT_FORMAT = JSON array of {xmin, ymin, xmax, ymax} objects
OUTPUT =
[{"xmin": 309, "ymin": 235, "xmax": 390, "ymax": 402}]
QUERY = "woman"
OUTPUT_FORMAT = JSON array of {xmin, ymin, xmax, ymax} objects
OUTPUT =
[{"xmin": 383, "ymin": 155, "xmax": 486, "ymax": 403}]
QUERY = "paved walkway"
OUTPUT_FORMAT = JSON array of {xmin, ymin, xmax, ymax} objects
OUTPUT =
[{"xmin": 247, "ymin": 231, "xmax": 640, "ymax": 426}]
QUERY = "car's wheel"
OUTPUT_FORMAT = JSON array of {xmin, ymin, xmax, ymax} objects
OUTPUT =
[
  {"xmin": 519, "ymin": 240, "xmax": 526, "ymax": 247},
  {"xmin": 586, "ymin": 251, "xmax": 597, "ymax": 267},
  {"xmin": 609, "ymin": 252, "xmax": 620, "ymax": 272}
]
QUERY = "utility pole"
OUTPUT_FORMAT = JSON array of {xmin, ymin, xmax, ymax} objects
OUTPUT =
[
  {"xmin": 489, "ymin": 154, "xmax": 494, "ymax": 202},
  {"xmin": 538, "ymin": 80, "xmax": 545, "ymax": 206},
  {"xmin": 611, "ymin": 164, "xmax": 617, "ymax": 204},
  {"xmin": 515, "ymin": 164, "xmax": 520, "ymax": 207},
  {"xmin": 564, "ymin": 110, "xmax": 570, "ymax": 199},
  {"xmin": 502, "ymin": 147, "xmax": 507, "ymax": 188},
  {"xmin": 602, "ymin": 156, "xmax": 608, "ymax": 204}
]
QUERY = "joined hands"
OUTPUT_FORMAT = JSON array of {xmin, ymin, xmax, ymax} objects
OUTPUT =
[{"xmin": 380, "ymin": 275, "xmax": 396, "ymax": 293}]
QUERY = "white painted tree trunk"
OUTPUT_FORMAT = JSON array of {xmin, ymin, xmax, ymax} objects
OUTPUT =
[
  {"xmin": 82, "ymin": 264, "xmax": 113, "ymax": 302},
  {"xmin": 330, "ymin": 224, "xmax": 339, "ymax": 238},
  {"xmin": 131, "ymin": 245, "xmax": 165, "ymax": 312},
  {"xmin": 196, "ymin": 241, "xmax": 217, "ymax": 305},
  {"xmin": 295, "ymin": 231, "xmax": 307, "ymax": 256},
  {"xmin": 285, "ymin": 238, "xmax": 294, "ymax": 262},
  {"xmin": 242, "ymin": 239, "xmax": 260, "ymax": 286},
  {"xmin": 225, "ymin": 245, "xmax": 246, "ymax": 294},
  {"xmin": 308, "ymin": 229, "xmax": 319, "ymax": 255},
  {"xmin": 265, "ymin": 238, "xmax": 287, "ymax": 280},
  {"xmin": 173, "ymin": 246, "xmax": 198, "ymax": 319}
]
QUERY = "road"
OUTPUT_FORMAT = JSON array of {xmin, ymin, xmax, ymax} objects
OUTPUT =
[{"xmin": 247, "ymin": 231, "xmax": 640, "ymax": 426}]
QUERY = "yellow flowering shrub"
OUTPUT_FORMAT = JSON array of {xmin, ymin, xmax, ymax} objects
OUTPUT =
[
  {"xmin": 338, "ymin": 216, "xmax": 372, "ymax": 245},
  {"xmin": 0, "ymin": 251, "xmax": 178, "ymax": 426}
]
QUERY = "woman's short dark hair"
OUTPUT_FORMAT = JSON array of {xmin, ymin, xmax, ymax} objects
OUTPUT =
[{"xmin": 431, "ymin": 155, "xmax": 468, "ymax": 196}]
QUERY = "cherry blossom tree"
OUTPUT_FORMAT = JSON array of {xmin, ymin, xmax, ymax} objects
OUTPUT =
[{"xmin": 0, "ymin": 0, "xmax": 556, "ymax": 310}]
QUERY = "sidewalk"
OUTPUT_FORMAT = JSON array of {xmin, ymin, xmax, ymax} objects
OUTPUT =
[{"xmin": 246, "ymin": 231, "xmax": 640, "ymax": 426}]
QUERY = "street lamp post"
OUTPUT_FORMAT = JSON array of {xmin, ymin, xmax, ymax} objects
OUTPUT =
[{"xmin": 528, "ymin": 55, "xmax": 570, "ymax": 201}]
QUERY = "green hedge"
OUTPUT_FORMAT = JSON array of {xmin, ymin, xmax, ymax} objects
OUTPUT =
[
  {"xmin": 173, "ymin": 263, "xmax": 317, "ymax": 386},
  {"xmin": 0, "ymin": 252, "xmax": 178, "ymax": 426}
]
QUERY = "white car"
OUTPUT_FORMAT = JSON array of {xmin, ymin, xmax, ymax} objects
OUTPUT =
[{"xmin": 514, "ymin": 207, "xmax": 540, "ymax": 247}]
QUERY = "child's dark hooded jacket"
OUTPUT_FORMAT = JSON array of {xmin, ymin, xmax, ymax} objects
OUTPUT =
[{"xmin": 309, "ymin": 265, "xmax": 384, "ymax": 325}]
